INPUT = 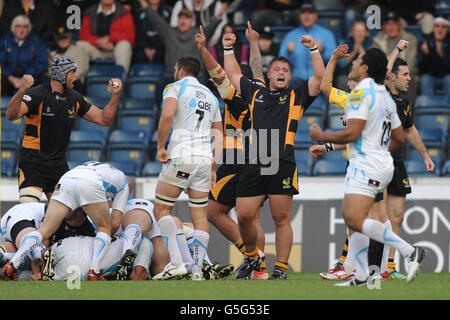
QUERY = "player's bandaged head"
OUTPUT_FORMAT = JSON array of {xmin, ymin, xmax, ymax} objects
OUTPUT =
[{"xmin": 51, "ymin": 56, "xmax": 77, "ymax": 85}]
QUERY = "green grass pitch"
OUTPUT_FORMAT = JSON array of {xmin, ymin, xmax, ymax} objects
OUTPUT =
[{"xmin": 1, "ymin": 272, "xmax": 448, "ymax": 300}]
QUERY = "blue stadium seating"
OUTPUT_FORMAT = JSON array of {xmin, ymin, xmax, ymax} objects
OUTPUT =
[
  {"xmin": 308, "ymin": 94, "xmax": 328, "ymax": 113},
  {"xmin": 414, "ymin": 95, "xmax": 448, "ymax": 110},
  {"xmin": 84, "ymin": 96, "xmax": 111, "ymax": 110},
  {"xmin": 317, "ymin": 11, "xmax": 344, "ymax": 40},
  {"xmin": 294, "ymin": 147, "xmax": 314, "ymax": 165},
  {"xmin": 406, "ymin": 145, "xmax": 444, "ymax": 168},
  {"xmin": 1, "ymin": 96, "xmax": 12, "ymax": 113},
  {"xmin": 142, "ymin": 161, "xmax": 162, "ymax": 177},
  {"xmin": 321, "ymin": 147, "xmax": 348, "ymax": 161},
  {"xmin": 108, "ymin": 130, "xmax": 148, "ymax": 169},
  {"xmin": 86, "ymin": 64, "xmax": 127, "ymax": 98},
  {"xmin": 129, "ymin": 64, "xmax": 165, "ymax": 80},
  {"xmin": 296, "ymin": 159, "xmax": 312, "ymax": 176},
  {"xmin": 122, "ymin": 98, "xmax": 156, "ymax": 113},
  {"xmin": 294, "ymin": 130, "xmax": 313, "ymax": 148},
  {"xmin": 404, "ymin": 160, "xmax": 440, "ymax": 177},
  {"xmin": 117, "ymin": 109, "xmax": 154, "ymax": 136},
  {"xmin": 297, "ymin": 113, "xmax": 324, "ymax": 132},
  {"xmin": 67, "ymin": 130, "xmax": 105, "ymax": 163},
  {"xmin": 404, "ymin": 25, "xmax": 422, "ymax": 41},
  {"xmin": 312, "ymin": 159, "xmax": 347, "ymax": 176},
  {"xmin": 1, "ymin": 114, "xmax": 25, "ymax": 138},
  {"xmin": 327, "ymin": 105, "xmax": 345, "ymax": 129},
  {"xmin": 442, "ymin": 160, "xmax": 450, "ymax": 176},
  {"xmin": 415, "ymin": 108, "xmax": 449, "ymax": 137},
  {"xmin": 417, "ymin": 128, "xmax": 446, "ymax": 146},
  {"xmin": 1, "ymin": 160, "xmax": 16, "ymax": 177},
  {"xmin": 76, "ymin": 117, "xmax": 111, "ymax": 140},
  {"xmin": 1, "ymin": 130, "xmax": 21, "ymax": 150},
  {"xmin": 67, "ymin": 148, "xmax": 102, "ymax": 163},
  {"xmin": 109, "ymin": 161, "xmax": 141, "ymax": 176},
  {"xmin": 127, "ymin": 64, "xmax": 164, "ymax": 100}
]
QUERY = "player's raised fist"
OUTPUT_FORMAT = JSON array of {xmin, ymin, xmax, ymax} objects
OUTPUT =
[
  {"xmin": 309, "ymin": 123, "xmax": 324, "ymax": 141},
  {"xmin": 195, "ymin": 25, "xmax": 207, "ymax": 51},
  {"xmin": 300, "ymin": 35, "xmax": 315, "ymax": 49},
  {"xmin": 396, "ymin": 39, "xmax": 409, "ymax": 51},
  {"xmin": 108, "ymin": 78, "xmax": 122, "ymax": 94},
  {"xmin": 222, "ymin": 33, "xmax": 236, "ymax": 47},
  {"xmin": 20, "ymin": 75, "xmax": 34, "ymax": 90},
  {"xmin": 245, "ymin": 21, "xmax": 259, "ymax": 43}
]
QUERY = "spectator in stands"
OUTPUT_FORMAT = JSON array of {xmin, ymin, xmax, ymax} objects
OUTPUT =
[
  {"xmin": 251, "ymin": 0, "xmax": 303, "ymax": 31},
  {"xmin": 278, "ymin": 2, "xmax": 336, "ymax": 83},
  {"xmin": 0, "ymin": 0, "xmax": 56, "ymax": 47},
  {"xmin": 0, "ymin": 15, "xmax": 47, "ymax": 96},
  {"xmin": 371, "ymin": 11, "xmax": 419, "ymax": 101},
  {"xmin": 387, "ymin": 0, "xmax": 435, "ymax": 35},
  {"xmin": 170, "ymin": 0, "xmax": 228, "ymax": 47},
  {"xmin": 418, "ymin": 17, "xmax": 450, "ymax": 95},
  {"xmin": 79, "ymin": 0, "xmax": 135, "ymax": 73},
  {"xmin": 257, "ymin": 26, "xmax": 280, "ymax": 76},
  {"xmin": 134, "ymin": 0, "xmax": 172, "ymax": 65},
  {"xmin": 49, "ymin": 26, "xmax": 103, "ymax": 92},
  {"xmin": 210, "ymin": 23, "xmax": 248, "ymax": 67},
  {"xmin": 336, "ymin": 20, "xmax": 371, "ymax": 90}
]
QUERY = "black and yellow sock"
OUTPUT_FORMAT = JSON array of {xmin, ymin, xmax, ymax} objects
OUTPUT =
[
  {"xmin": 388, "ymin": 258, "xmax": 396, "ymax": 272},
  {"xmin": 245, "ymin": 247, "xmax": 266, "ymax": 271},
  {"xmin": 337, "ymin": 235, "xmax": 349, "ymax": 265},
  {"xmin": 274, "ymin": 261, "xmax": 288, "ymax": 273},
  {"xmin": 235, "ymin": 241, "xmax": 246, "ymax": 255}
]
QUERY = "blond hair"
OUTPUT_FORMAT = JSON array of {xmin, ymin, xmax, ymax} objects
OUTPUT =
[{"xmin": 10, "ymin": 15, "xmax": 32, "ymax": 34}]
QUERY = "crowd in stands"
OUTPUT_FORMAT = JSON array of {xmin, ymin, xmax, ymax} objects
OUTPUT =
[{"xmin": 1, "ymin": 0, "xmax": 450, "ymax": 177}]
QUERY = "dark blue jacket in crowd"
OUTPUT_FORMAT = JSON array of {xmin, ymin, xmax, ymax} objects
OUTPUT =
[{"xmin": 0, "ymin": 31, "xmax": 47, "ymax": 80}]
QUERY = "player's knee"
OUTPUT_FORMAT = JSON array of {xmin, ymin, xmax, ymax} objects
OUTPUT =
[
  {"xmin": 271, "ymin": 213, "xmax": 290, "ymax": 227},
  {"xmin": 19, "ymin": 187, "xmax": 43, "ymax": 203}
]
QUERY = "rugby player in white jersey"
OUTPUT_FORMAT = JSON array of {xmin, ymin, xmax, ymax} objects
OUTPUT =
[
  {"xmin": 154, "ymin": 56, "xmax": 223, "ymax": 281},
  {"xmin": 3, "ymin": 162, "xmax": 131, "ymax": 281},
  {"xmin": 310, "ymin": 48, "xmax": 426, "ymax": 285}
]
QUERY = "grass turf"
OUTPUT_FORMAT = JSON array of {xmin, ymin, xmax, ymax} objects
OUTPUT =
[{"xmin": 1, "ymin": 272, "xmax": 448, "ymax": 300}]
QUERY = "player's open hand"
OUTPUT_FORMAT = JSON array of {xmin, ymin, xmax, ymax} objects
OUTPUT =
[
  {"xmin": 300, "ymin": 35, "xmax": 315, "ymax": 49},
  {"xmin": 397, "ymin": 39, "xmax": 409, "ymax": 52},
  {"xmin": 309, "ymin": 144, "xmax": 326, "ymax": 158},
  {"xmin": 20, "ymin": 75, "xmax": 34, "ymax": 91},
  {"xmin": 309, "ymin": 123, "xmax": 324, "ymax": 141},
  {"xmin": 156, "ymin": 148, "xmax": 168, "ymax": 164},
  {"xmin": 195, "ymin": 25, "xmax": 207, "ymax": 51},
  {"xmin": 245, "ymin": 21, "xmax": 259, "ymax": 44},
  {"xmin": 108, "ymin": 78, "xmax": 122, "ymax": 94},
  {"xmin": 222, "ymin": 33, "xmax": 236, "ymax": 48},
  {"xmin": 332, "ymin": 44, "xmax": 350, "ymax": 60}
]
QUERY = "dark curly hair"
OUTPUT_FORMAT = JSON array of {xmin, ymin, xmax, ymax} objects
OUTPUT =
[{"xmin": 361, "ymin": 48, "xmax": 388, "ymax": 84}]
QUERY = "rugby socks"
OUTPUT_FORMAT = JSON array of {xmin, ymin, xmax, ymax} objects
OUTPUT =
[
  {"xmin": 388, "ymin": 259, "xmax": 397, "ymax": 272},
  {"xmin": 338, "ymin": 235, "xmax": 349, "ymax": 266},
  {"xmin": 158, "ymin": 216, "xmax": 184, "ymax": 267},
  {"xmin": 274, "ymin": 261, "xmax": 288, "ymax": 273},
  {"xmin": 176, "ymin": 228, "xmax": 193, "ymax": 270},
  {"xmin": 381, "ymin": 220, "xmax": 392, "ymax": 273},
  {"xmin": 235, "ymin": 241, "xmax": 246, "ymax": 255},
  {"xmin": 348, "ymin": 232, "xmax": 369, "ymax": 281},
  {"xmin": 244, "ymin": 247, "xmax": 266, "ymax": 271},
  {"xmin": 368, "ymin": 239, "xmax": 384, "ymax": 274},
  {"xmin": 91, "ymin": 231, "xmax": 111, "ymax": 273},
  {"xmin": 10, "ymin": 231, "xmax": 42, "ymax": 269},
  {"xmin": 122, "ymin": 224, "xmax": 142, "ymax": 254},
  {"xmin": 134, "ymin": 237, "xmax": 153, "ymax": 275},
  {"xmin": 190, "ymin": 230, "xmax": 209, "ymax": 275},
  {"xmin": 362, "ymin": 218, "xmax": 414, "ymax": 257},
  {"xmin": 30, "ymin": 243, "xmax": 46, "ymax": 261}
]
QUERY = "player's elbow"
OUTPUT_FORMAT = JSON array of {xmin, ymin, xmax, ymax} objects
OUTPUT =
[{"xmin": 345, "ymin": 130, "xmax": 361, "ymax": 143}]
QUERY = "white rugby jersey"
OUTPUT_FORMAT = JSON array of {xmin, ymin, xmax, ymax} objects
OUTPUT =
[
  {"xmin": 1, "ymin": 203, "xmax": 46, "ymax": 239},
  {"xmin": 163, "ymin": 76, "xmax": 221, "ymax": 159},
  {"xmin": 345, "ymin": 78, "xmax": 402, "ymax": 174},
  {"xmin": 62, "ymin": 161, "xmax": 129, "ymax": 213}
]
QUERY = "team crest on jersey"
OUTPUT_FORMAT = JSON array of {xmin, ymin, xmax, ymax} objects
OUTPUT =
[
  {"xmin": 349, "ymin": 89, "xmax": 363, "ymax": 104},
  {"xmin": 282, "ymin": 177, "xmax": 291, "ymax": 189},
  {"xmin": 68, "ymin": 106, "xmax": 76, "ymax": 117},
  {"xmin": 279, "ymin": 95, "xmax": 287, "ymax": 103},
  {"xmin": 402, "ymin": 179, "xmax": 410, "ymax": 188}
]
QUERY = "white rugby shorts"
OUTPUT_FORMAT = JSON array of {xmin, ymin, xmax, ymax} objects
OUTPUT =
[
  {"xmin": 344, "ymin": 165, "xmax": 393, "ymax": 198},
  {"xmin": 51, "ymin": 177, "xmax": 107, "ymax": 210}
]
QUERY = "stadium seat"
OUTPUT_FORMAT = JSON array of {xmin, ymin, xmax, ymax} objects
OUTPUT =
[
  {"xmin": 441, "ymin": 160, "xmax": 450, "ymax": 176},
  {"xmin": 129, "ymin": 64, "xmax": 165, "ymax": 80},
  {"xmin": 406, "ymin": 145, "xmax": 444, "ymax": 168},
  {"xmin": 415, "ymin": 108, "xmax": 449, "ymax": 137},
  {"xmin": 127, "ymin": 64, "xmax": 164, "ymax": 100},
  {"xmin": 67, "ymin": 130, "xmax": 105, "ymax": 163},
  {"xmin": 294, "ymin": 130, "xmax": 313, "ymax": 148},
  {"xmin": 1, "ymin": 130, "xmax": 21, "ymax": 150},
  {"xmin": 108, "ymin": 130, "xmax": 148, "ymax": 169},
  {"xmin": 108, "ymin": 160, "xmax": 141, "ymax": 176},
  {"xmin": 404, "ymin": 25, "xmax": 423, "ymax": 41},
  {"xmin": 312, "ymin": 159, "xmax": 347, "ymax": 176},
  {"xmin": 297, "ymin": 113, "xmax": 324, "ymax": 132},
  {"xmin": 142, "ymin": 161, "xmax": 162, "ymax": 177},
  {"xmin": 1, "ymin": 159, "xmax": 16, "ymax": 177},
  {"xmin": 122, "ymin": 97, "xmax": 156, "ymax": 113},
  {"xmin": 67, "ymin": 148, "xmax": 102, "ymax": 163},
  {"xmin": 296, "ymin": 159, "xmax": 312, "ymax": 176},
  {"xmin": 1, "ymin": 114, "xmax": 25, "ymax": 138},
  {"xmin": 271, "ymin": 25, "xmax": 295, "ymax": 44},
  {"xmin": 327, "ymin": 105, "xmax": 345, "ymax": 129},
  {"xmin": 321, "ymin": 147, "xmax": 348, "ymax": 161},
  {"xmin": 308, "ymin": 94, "xmax": 328, "ymax": 113},
  {"xmin": 404, "ymin": 160, "xmax": 440, "ymax": 177},
  {"xmin": 117, "ymin": 109, "xmax": 154, "ymax": 137},
  {"xmin": 414, "ymin": 95, "xmax": 448, "ymax": 111},
  {"xmin": 417, "ymin": 128, "xmax": 446, "ymax": 146},
  {"xmin": 76, "ymin": 117, "xmax": 111, "ymax": 140},
  {"xmin": 84, "ymin": 96, "xmax": 111, "ymax": 110},
  {"xmin": 1, "ymin": 96, "xmax": 12, "ymax": 113},
  {"xmin": 86, "ymin": 64, "xmax": 127, "ymax": 98},
  {"xmin": 317, "ymin": 14, "xmax": 344, "ymax": 40}
]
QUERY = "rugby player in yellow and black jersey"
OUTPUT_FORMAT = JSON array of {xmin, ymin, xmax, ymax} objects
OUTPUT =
[
  {"xmin": 195, "ymin": 24, "xmax": 269, "ymax": 280},
  {"xmin": 5, "ymin": 56, "xmax": 122, "ymax": 203},
  {"xmin": 223, "ymin": 32, "xmax": 324, "ymax": 279}
]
